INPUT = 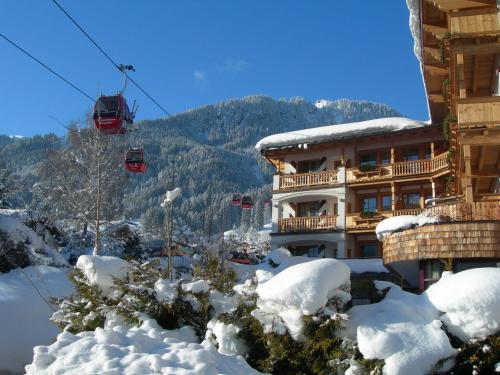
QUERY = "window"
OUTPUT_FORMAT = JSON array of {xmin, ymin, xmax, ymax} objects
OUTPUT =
[
  {"xmin": 381, "ymin": 195, "xmax": 392, "ymax": 211},
  {"xmin": 291, "ymin": 245, "xmax": 325, "ymax": 257},
  {"xmin": 297, "ymin": 201, "xmax": 324, "ymax": 217},
  {"xmin": 359, "ymin": 154, "xmax": 377, "ymax": 168},
  {"xmin": 361, "ymin": 197, "xmax": 377, "ymax": 213},
  {"xmin": 424, "ymin": 148, "xmax": 431, "ymax": 160},
  {"xmin": 380, "ymin": 151, "xmax": 391, "ymax": 165},
  {"xmin": 423, "ymin": 260, "xmax": 442, "ymax": 289},
  {"xmin": 360, "ymin": 243, "xmax": 378, "ymax": 257},
  {"xmin": 297, "ymin": 159, "xmax": 324, "ymax": 173},
  {"xmin": 402, "ymin": 193, "xmax": 420, "ymax": 209},
  {"xmin": 403, "ymin": 149, "xmax": 419, "ymax": 161}
]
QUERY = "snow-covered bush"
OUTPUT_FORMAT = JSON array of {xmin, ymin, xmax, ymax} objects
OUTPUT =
[{"xmin": 211, "ymin": 259, "xmax": 359, "ymax": 374}]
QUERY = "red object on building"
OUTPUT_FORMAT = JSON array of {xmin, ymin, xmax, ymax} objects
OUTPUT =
[
  {"xmin": 231, "ymin": 194, "xmax": 242, "ymax": 205},
  {"xmin": 93, "ymin": 94, "xmax": 133, "ymax": 135}
]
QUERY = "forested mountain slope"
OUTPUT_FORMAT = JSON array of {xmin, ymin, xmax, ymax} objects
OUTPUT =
[{"xmin": 0, "ymin": 95, "xmax": 400, "ymax": 233}]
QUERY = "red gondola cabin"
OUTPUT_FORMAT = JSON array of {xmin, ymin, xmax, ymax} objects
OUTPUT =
[
  {"xmin": 125, "ymin": 148, "xmax": 147, "ymax": 173},
  {"xmin": 231, "ymin": 194, "xmax": 242, "ymax": 206},
  {"xmin": 93, "ymin": 94, "xmax": 133, "ymax": 135},
  {"xmin": 241, "ymin": 196, "xmax": 253, "ymax": 209}
]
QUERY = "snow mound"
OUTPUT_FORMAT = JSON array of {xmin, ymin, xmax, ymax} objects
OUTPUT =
[
  {"xmin": 0, "ymin": 266, "xmax": 73, "ymax": 374},
  {"xmin": 425, "ymin": 268, "xmax": 500, "ymax": 341},
  {"xmin": 76, "ymin": 255, "xmax": 129, "ymax": 296},
  {"xmin": 154, "ymin": 278, "xmax": 178, "ymax": 303},
  {"xmin": 254, "ymin": 259, "xmax": 350, "ymax": 339},
  {"xmin": 345, "ymin": 281, "xmax": 454, "ymax": 375},
  {"xmin": 206, "ymin": 319, "xmax": 247, "ymax": 356},
  {"xmin": 26, "ymin": 317, "xmax": 262, "ymax": 375},
  {"xmin": 376, "ymin": 214, "xmax": 442, "ymax": 241},
  {"xmin": 0, "ymin": 212, "xmax": 67, "ymax": 267},
  {"xmin": 338, "ymin": 258, "xmax": 389, "ymax": 274},
  {"xmin": 255, "ymin": 117, "xmax": 427, "ymax": 150},
  {"xmin": 182, "ymin": 279, "xmax": 210, "ymax": 294},
  {"xmin": 266, "ymin": 247, "xmax": 291, "ymax": 265}
]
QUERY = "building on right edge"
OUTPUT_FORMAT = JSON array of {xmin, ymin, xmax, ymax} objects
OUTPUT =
[{"xmin": 385, "ymin": 0, "xmax": 500, "ymax": 290}]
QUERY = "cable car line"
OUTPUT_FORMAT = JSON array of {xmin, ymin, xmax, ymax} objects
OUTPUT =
[
  {"xmin": 0, "ymin": 32, "xmax": 94, "ymax": 102},
  {"xmin": 51, "ymin": 0, "xmax": 177, "ymax": 121}
]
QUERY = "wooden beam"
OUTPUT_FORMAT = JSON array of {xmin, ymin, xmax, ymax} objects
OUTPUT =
[
  {"xmin": 457, "ymin": 53, "xmax": 467, "ymax": 98},
  {"xmin": 428, "ymin": 93, "xmax": 446, "ymax": 103},
  {"xmin": 472, "ymin": 53, "xmax": 479, "ymax": 95},
  {"xmin": 423, "ymin": 23, "xmax": 448, "ymax": 39},
  {"xmin": 477, "ymin": 146, "xmax": 488, "ymax": 171},
  {"xmin": 463, "ymin": 145, "xmax": 473, "ymax": 203},
  {"xmin": 424, "ymin": 46, "xmax": 442, "ymax": 62},
  {"xmin": 424, "ymin": 64, "xmax": 449, "ymax": 77},
  {"xmin": 452, "ymin": 42, "xmax": 500, "ymax": 55}
]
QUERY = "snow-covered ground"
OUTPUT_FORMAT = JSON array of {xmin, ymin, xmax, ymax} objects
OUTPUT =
[
  {"xmin": 26, "ymin": 316, "xmax": 262, "ymax": 375},
  {"xmin": 0, "ymin": 266, "xmax": 73, "ymax": 374},
  {"xmin": 344, "ymin": 268, "xmax": 500, "ymax": 375}
]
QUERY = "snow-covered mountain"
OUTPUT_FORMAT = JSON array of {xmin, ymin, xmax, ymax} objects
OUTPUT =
[{"xmin": 0, "ymin": 95, "xmax": 400, "ymax": 233}]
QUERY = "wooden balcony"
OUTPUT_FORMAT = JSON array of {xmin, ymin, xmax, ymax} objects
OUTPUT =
[
  {"xmin": 346, "ymin": 152, "xmax": 449, "ymax": 184},
  {"xmin": 278, "ymin": 215, "xmax": 337, "ymax": 233},
  {"xmin": 450, "ymin": 8, "xmax": 500, "ymax": 37},
  {"xmin": 425, "ymin": 199, "xmax": 500, "ymax": 221},
  {"xmin": 346, "ymin": 208, "xmax": 425, "ymax": 232},
  {"xmin": 278, "ymin": 170, "xmax": 338, "ymax": 190},
  {"xmin": 456, "ymin": 97, "xmax": 500, "ymax": 128}
]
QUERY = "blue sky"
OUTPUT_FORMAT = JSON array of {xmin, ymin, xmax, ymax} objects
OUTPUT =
[{"xmin": 0, "ymin": 1, "xmax": 427, "ymax": 137}]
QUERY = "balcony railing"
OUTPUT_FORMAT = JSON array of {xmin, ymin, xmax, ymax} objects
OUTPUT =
[
  {"xmin": 456, "ymin": 97, "xmax": 500, "ymax": 127},
  {"xmin": 450, "ymin": 8, "xmax": 500, "ymax": 37},
  {"xmin": 279, "ymin": 170, "xmax": 337, "ymax": 190},
  {"xmin": 278, "ymin": 215, "xmax": 337, "ymax": 233},
  {"xmin": 347, "ymin": 152, "xmax": 449, "ymax": 183},
  {"xmin": 346, "ymin": 208, "xmax": 424, "ymax": 231}
]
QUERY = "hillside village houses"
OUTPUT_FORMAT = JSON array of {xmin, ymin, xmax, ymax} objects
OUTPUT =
[{"xmin": 256, "ymin": 0, "xmax": 500, "ymax": 290}]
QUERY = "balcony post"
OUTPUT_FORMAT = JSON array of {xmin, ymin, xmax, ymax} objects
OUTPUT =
[
  {"xmin": 271, "ymin": 200, "xmax": 280, "ymax": 233},
  {"xmin": 390, "ymin": 146, "xmax": 395, "ymax": 163},
  {"xmin": 391, "ymin": 182, "xmax": 396, "ymax": 211},
  {"xmin": 273, "ymin": 174, "xmax": 280, "ymax": 190},
  {"xmin": 337, "ymin": 166, "xmax": 346, "ymax": 183},
  {"xmin": 431, "ymin": 142, "xmax": 435, "ymax": 158}
]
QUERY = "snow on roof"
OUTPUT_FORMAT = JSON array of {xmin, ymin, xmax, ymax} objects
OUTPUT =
[
  {"xmin": 255, "ymin": 117, "xmax": 429, "ymax": 151},
  {"xmin": 406, "ymin": 0, "xmax": 422, "ymax": 62}
]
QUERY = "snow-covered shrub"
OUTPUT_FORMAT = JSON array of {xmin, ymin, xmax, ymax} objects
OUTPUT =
[
  {"xmin": 436, "ymin": 334, "xmax": 500, "ymax": 374},
  {"xmin": 51, "ymin": 268, "xmax": 109, "ymax": 334},
  {"xmin": 212, "ymin": 259, "xmax": 359, "ymax": 374},
  {"xmin": 193, "ymin": 254, "xmax": 237, "ymax": 293},
  {"xmin": 0, "ymin": 228, "xmax": 30, "ymax": 272}
]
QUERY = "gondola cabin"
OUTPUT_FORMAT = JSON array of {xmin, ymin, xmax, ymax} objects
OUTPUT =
[
  {"xmin": 125, "ymin": 148, "xmax": 147, "ymax": 173},
  {"xmin": 231, "ymin": 194, "xmax": 242, "ymax": 206},
  {"xmin": 241, "ymin": 196, "xmax": 253, "ymax": 209},
  {"xmin": 93, "ymin": 94, "xmax": 133, "ymax": 135},
  {"xmin": 264, "ymin": 199, "xmax": 270, "ymax": 207}
]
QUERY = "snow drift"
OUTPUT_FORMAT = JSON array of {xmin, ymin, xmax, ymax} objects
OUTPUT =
[
  {"xmin": 76, "ymin": 255, "xmax": 129, "ymax": 296},
  {"xmin": 375, "ymin": 214, "xmax": 442, "ymax": 241},
  {"xmin": 26, "ymin": 317, "xmax": 262, "ymax": 375},
  {"xmin": 425, "ymin": 268, "xmax": 500, "ymax": 341},
  {"xmin": 0, "ymin": 266, "xmax": 73, "ymax": 374},
  {"xmin": 254, "ymin": 258, "xmax": 350, "ymax": 339}
]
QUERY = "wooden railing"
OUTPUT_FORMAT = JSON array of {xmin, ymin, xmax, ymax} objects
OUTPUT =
[
  {"xmin": 346, "ymin": 208, "xmax": 425, "ymax": 231},
  {"xmin": 456, "ymin": 97, "xmax": 500, "ymax": 127},
  {"xmin": 278, "ymin": 215, "xmax": 337, "ymax": 232},
  {"xmin": 347, "ymin": 152, "xmax": 449, "ymax": 183},
  {"xmin": 425, "ymin": 200, "xmax": 500, "ymax": 221},
  {"xmin": 279, "ymin": 170, "xmax": 337, "ymax": 190},
  {"xmin": 450, "ymin": 8, "xmax": 500, "ymax": 36},
  {"xmin": 392, "ymin": 153, "xmax": 448, "ymax": 177}
]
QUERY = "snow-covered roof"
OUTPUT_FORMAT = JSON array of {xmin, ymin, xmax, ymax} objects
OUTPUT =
[{"xmin": 255, "ymin": 117, "xmax": 429, "ymax": 151}]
